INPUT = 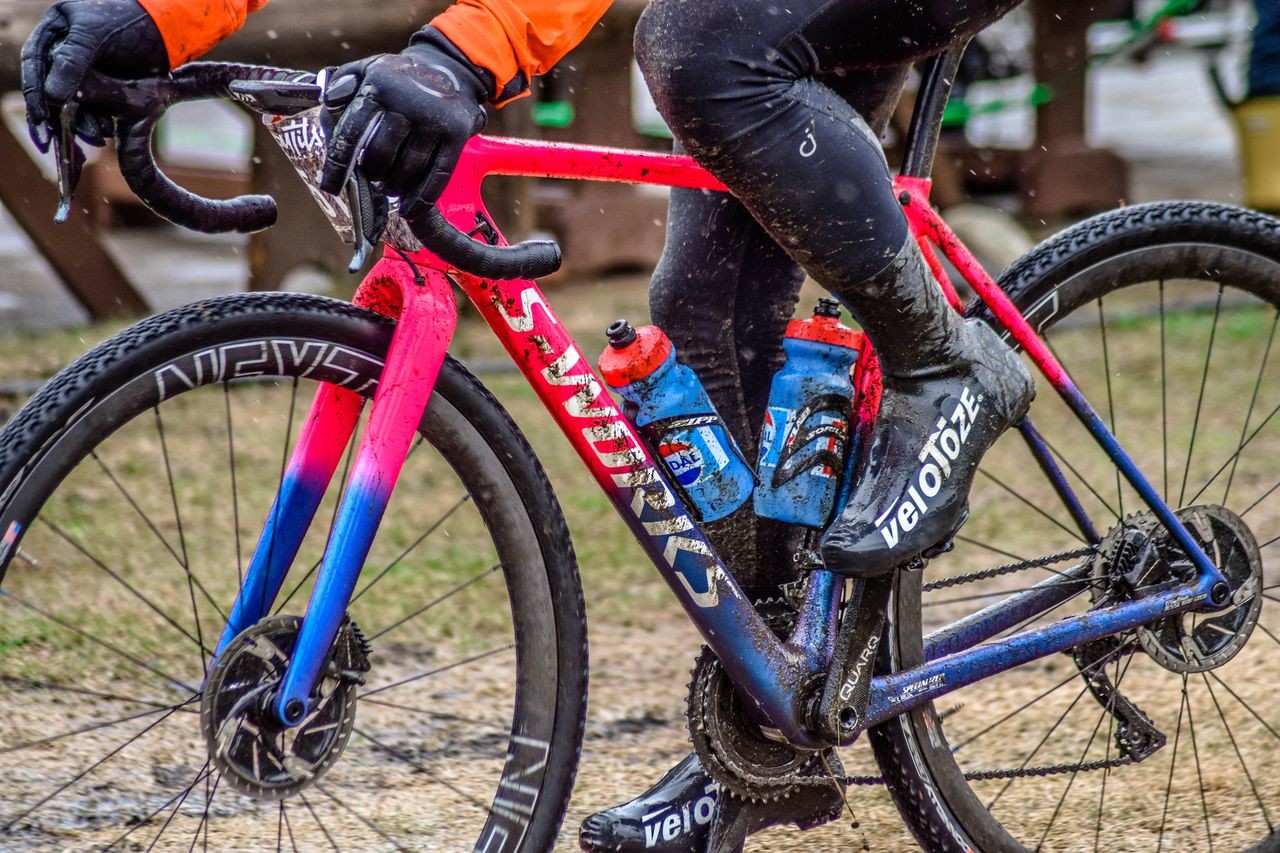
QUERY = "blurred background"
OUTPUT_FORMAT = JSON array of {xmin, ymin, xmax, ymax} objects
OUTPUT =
[
  {"xmin": 0, "ymin": 0, "xmax": 1273, "ymax": 333},
  {"xmin": 2, "ymin": 3, "xmax": 1280, "ymax": 849}
]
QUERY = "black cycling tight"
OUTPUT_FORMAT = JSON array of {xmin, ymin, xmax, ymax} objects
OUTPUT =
[{"xmin": 636, "ymin": 0, "xmax": 1019, "ymax": 589}]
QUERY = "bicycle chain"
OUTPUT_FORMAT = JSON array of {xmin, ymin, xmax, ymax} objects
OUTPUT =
[
  {"xmin": 921, "ymin": 546, "xmax": 1097, "ymax": 592},
  {"xmin": 892, "ymin": 542, "xmax": 1140, "ymax": 786},
  {"xmin": 843, "ymin": 756, "xmax": 1134, "ymax": 787},
  {"xmin": 698, "ymin": 547, "xmax": 1124, "ymax": 798}
]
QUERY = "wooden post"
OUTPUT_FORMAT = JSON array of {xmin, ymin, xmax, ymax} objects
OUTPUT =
[
  {"xmin": 0, "ymin": 122, "xmax": 148, "ymax": 318},
  {"xmin": 1022, "ymin": 0, "xmax": 1129, "ymax": 217}
]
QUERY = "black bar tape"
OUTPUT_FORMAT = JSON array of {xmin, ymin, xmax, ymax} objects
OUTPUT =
[{"xmin": 411, "ymin": 207, "xmax": 561, "ymax": 280}]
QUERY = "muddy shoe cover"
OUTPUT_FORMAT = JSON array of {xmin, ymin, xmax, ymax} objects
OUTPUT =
[
  {"xmin": 578, "ymin": 752, "xmax": 843, "ymax": 852},
  {"xmin": 821, "ymin": 317, "xmax": 1033, "ymax": 577}
]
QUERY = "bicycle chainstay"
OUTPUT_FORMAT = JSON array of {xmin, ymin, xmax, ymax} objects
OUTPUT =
[{"xmin": 843, "ymin": 543, "xmax": 1148, "ymax": 786}]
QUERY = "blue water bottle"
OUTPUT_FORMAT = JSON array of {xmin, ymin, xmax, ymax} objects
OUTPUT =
[
  {"xmin": 599, "ymin": 320, "xmax": 754, "ymax": 522},
  {"xmin": 755, "ymin": 299, "xmax": 861, "ymax": 527}
]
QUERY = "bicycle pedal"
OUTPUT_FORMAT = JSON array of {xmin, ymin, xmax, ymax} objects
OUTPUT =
[
  {"xmin": 921, "ymin": 504, "xmax": 969, "ymax": 560},
  {"xmin": 921, "ymin": 539, "xmax": 954, "ymax": 559}
]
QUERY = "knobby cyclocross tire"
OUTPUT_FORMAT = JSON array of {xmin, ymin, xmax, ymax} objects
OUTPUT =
[
  {"xmin": 871, "ymin": 202, "xmax": 1280, "ymax": 852},
  {"xmin": 0, "ymin": 292, "xmax": 587, "ymax": 851}
]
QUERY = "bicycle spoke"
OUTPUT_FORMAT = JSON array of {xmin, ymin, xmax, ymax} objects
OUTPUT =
[
  {"xmin": 315, "ymin": 783, "xmax": 410, "ymax": 853},
  {"xmin": 2, "ymin": 702, "xmax": 188, "ymax": 830},
  {"xmin": 0, "ymin": 590, "xmax": 197, "ymax": 694},
  {"xmin": 359, "ymin": 643, "xmax": 516, "ymax": 699},
  {"xmin": 978, "ymin": 469, "xmax": 1087, "ymax": 544},
  {"xmin": 986, "ymin": 683, "xmax": 1091, "ymax": 812},
  {"xmin": 1033, "ymin": 654, "xmax": 1132, "ymax": 852},
  {"xmin": 1157, "ymin": 682, "xmax": 1189, "ymax": 853},
  {"xmin": 187, "ymin": 771, "xmax": 221, "ymax": 853},
  {"xmin": 299, "ymin": 793, "xmax": 341, "ymax": 852},
  {"xmin": 368, "ymin": 562, "xmax": 500, "ymax": 641},
  {"xmin": 1097, "ymin": 297, "xmax": 1124, "ymax": 519},
  {"xmin": 353, "ymin": 726, "xmax": 495, "ymax": 815},
  {"xmin": 1034, "ymin": 431, "xmax": 1120, "ymax": 522},
  {"xmin": 0, "ymin": 702, "xmax": 189, "ymax": 755},
  {"xmin": 1194, "ymin": 400, "xmax": 1280, "ymax": 510},
  {"xmin": 280, "ymin": 800, "xmax": 301, "ymax": 853},
  {"xmin": 1208, "ymin": 670, "xmax": 1280, "ymax": 743},
  {"xmin": 1185, "ymin": 678, "xmax": 1214, "ymax": 852},
  {"xmin": 1223, "ymin": 309, "xmax": 1279, "ymax": 506},
  {"xmin": 1178, "ymin": 284, "xmax": 1224, "ymax": 507},
  {"xmin": 359, "ymin": 696, "xmax": 510, "ymax": 735},
  {"xmin": 1160, "ymin": 279, "xmax": 1168, "ymax": 501},
  {"xmin": 39, "ymin": 517, "xmax": 211, "ymax": 656},
  {"xmin": 104, "ymin": 764, "xmax": 212, "ymax": 851},
  {"xmin": 954, "ymin": 534, "xmax": 1026, "ymax": 563},
  {"xmin": 89, "ymin": 451, "xmax": 183, "ymax": 566},
  {"xmin": 951, "ymin": 641, "xmax": 1127, "ymax": 756},
  {"xmin": 225, "ymin": 384, "xmax": 244, "ymax": 586},
  {"xmin": 154, "ymin": 407, "xmax": 207, "ymax": 671},
  {"xmin": 0, "ymin": 675, "xmax": 183, "ymax": 711},
  {"xmin": 351, "ymin": 494, "xmax": 471, "ymax": 605},
  {"xmin": 1201, "ymin": 673, "xmax": 1272, "ymax": 832},
  {"xmin": 1093, "ymin": 655, "xmax": 1120, "ymax": 853},
  {"xmin": 144, "ymin": 760, "xmax": 212, "ymax": 852}
]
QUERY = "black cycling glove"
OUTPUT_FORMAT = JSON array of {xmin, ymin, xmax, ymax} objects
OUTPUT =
[
  {"xmin": 319, "ymin": 28, "xmax": 489, "ymax": 222},
  {"xmin": 21, "ymin": 0, "xmax": 170, "ymax": 151}
]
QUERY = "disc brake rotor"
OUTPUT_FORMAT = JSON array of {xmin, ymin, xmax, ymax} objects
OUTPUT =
[
  {"xmin": 1094, "ymin": 505, "xmax": 1262, "ymax": 674},
  {"xmin": 200, "ymin": 614, "xmax": 371, "ymax": 799}
]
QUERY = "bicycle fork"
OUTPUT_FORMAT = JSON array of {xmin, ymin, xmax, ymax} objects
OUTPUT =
[{"xmin": 214, "ymin": 255, "xmax": 456, "ymax": 726}]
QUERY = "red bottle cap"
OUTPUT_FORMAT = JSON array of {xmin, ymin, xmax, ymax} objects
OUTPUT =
[
  {"xmin": 599, "ymin": 323, "xmax": 673, "ymax": 387},
  {"xmin": 785, "ymin": 315, "xmax": 862, "ymax": 350}
]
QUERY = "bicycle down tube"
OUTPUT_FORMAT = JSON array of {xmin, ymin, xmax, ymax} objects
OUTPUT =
[{"xmin": 227, "ymin": 131, "xmax": 1233, "ymax": 746}]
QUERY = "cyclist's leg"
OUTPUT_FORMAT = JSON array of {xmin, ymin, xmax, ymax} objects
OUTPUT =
[
  {"xmin": 635, "ymin": 0, "xmax": 1034, "ymax": 579},
  {"xmin": 648, "ymin": 182, "xmax": 802, "ymax": 594},
  {"xmin": 647, "ymin": 66, "xmax": 912, "ymax": 593},
  {"xmin": 580, "ymin": 68, "xmax": 914, "ymax": 853}
]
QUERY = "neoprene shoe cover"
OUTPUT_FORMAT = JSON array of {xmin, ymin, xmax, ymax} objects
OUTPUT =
[
  {"xmin": 578, "ymin": 752, "xmax": 843, "ymax": 852},
  {"xmin": 821, "ymin": 318, "xmax": 1033, "ymax": 576}
]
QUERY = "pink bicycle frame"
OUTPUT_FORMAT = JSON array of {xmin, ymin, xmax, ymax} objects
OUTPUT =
[{"xmin": 221, "ymin": 133, "xmax": 1228, "ymax": 746}]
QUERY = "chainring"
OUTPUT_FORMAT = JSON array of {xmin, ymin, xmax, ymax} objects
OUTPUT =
[
  {"xmin": 201, "ymin": 614, "xmax": 371, "ymax": 799},
  {"xmin": 686, "ymin": 604, "xmax": 835, "ymax": 802},
  {"xmin": 1092, "ymin": 505, "xmax": 1262, "ymax": 674}
]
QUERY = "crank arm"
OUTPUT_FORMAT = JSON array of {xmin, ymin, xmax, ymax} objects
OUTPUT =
[{"xmin": 813, "ymin": 572, "xmax": 895, "ymax": 745}]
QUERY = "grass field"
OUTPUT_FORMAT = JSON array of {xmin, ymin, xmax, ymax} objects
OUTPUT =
[{"xmin": 1, "ymin": 272, "xmax": 1279, "ymax": 851}]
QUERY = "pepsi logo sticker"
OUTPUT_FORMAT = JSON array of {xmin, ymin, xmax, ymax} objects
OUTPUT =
[{"xmin": 659, "ymin": 440, "xmax": 704, "ymax": 487}]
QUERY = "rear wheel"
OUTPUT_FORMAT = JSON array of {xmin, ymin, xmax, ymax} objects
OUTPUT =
[
  {"xmin": 870, "ymin": 203, "xmax": 1280, "ymax": 851},
  {"xmin": 0, "ymin": 293, "xmax": 587, "ymax": 851}
]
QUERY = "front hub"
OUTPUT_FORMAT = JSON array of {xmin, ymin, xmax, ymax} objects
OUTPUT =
[{"xmin": 200, "ymin": 615, "xmax": 370, "ymax": 798}]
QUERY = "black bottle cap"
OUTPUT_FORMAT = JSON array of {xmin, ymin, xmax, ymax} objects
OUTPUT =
[
  {"xmin": 606, "ymin": 319, "xmax": 637, "ymax": 348},
  {"xmin": 814, "ymin": 298, "xmax": 842, "ymax": 318}
]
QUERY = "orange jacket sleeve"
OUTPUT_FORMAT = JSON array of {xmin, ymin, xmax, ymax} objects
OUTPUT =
[
  {"xmin": 431, "ymin": 0, "xmax": 613, "ymax": 104},
  {"xmin": 136, "ymin": 0, "xmax": 270, "ymax": 67}
]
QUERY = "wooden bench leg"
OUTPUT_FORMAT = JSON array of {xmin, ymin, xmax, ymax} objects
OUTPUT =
[{"xmin": 0, "ymin": 120, "xmax": 147, "ymax": 318}]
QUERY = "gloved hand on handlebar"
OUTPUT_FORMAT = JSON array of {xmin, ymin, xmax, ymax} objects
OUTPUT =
[
  {"xmin": 20, "ymin": 0, "xmax": 169, "ymax": 151},
  {"xmin": 319, "ymin": 28, "xmax": 488, "ymax": 222}
]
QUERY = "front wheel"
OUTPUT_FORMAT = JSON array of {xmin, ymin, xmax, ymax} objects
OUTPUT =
[
  {"xmin": 0, "ymin": 293, "xmax": 587, "ymax": 851},
  {"xmin": 871, "ymin": 203, "xmax": 1280, "ymax": 851}
]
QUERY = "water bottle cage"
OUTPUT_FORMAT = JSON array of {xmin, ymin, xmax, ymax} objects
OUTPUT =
[{"xmin": 772, "ymin": 393, "xmax": 853, "ymax": 488}]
